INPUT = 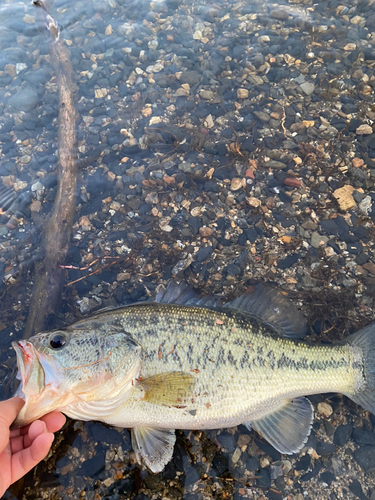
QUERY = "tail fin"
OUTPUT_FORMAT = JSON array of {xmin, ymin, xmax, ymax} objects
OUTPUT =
[{"xmin": 345, "ymin": 322, "xmax": 375, "ymax": 415}]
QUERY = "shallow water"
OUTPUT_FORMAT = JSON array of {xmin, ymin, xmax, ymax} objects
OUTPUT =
[{"xmin": 1, "ymin": 0, "xmax": 375, "ymax": 498}]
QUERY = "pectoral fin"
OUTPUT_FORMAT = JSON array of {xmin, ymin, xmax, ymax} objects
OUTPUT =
[
  {"xmin": 131, "ymin": 427, "xmax": 176, "ymax": 473},
  {"xmin": 250, "ymin": 396, "xmax": 313, "ymax": 454},
  {"xmin": 138, "ymin": 371, "xmax": 195, "ymax": 406}
]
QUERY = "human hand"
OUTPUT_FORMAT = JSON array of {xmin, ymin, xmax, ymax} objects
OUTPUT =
[{"xmin": 0, "ymin": 398, "xmax": 66, "ymax": 497}]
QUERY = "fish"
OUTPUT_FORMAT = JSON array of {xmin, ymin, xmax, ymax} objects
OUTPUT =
[{"xmin": 12, "ymin": 281, "xmax": 375, "ymax": 473}]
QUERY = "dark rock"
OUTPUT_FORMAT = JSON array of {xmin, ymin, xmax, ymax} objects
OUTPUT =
[
  {"xmin": 348, "ymin": 479, "xmax": 368, "ymax": 500},
  {"xmin": 353, "ymin": 429, "xmax": 375, "ymax": 446},
  {"xmin": 211, "ymin": 453, "xmax": 228, "ymax": 476},
  {"xmin": 353, "ymin": 446, "xmax": 375, "ymax": 471},
  {"xmin": 256, "ymin": 468, "xmax": 271, "ymax": 488},
  {"xmin": 295, "ymin": 454, "xmax": 311, "ymax": 471},
  {"xmin": 316, "ymin": 441, "xmax": 336, "ymax": 456},
  {"xmin": 333, "ymin": 424, "xmax": 353, "ymax": 446},
  {"xmin": 196, "ymin": 246, "xmax": 213, "ymax": 262},
  {"xmin": 225, "ymin": 263, "xmax": 241, "ymax": 276},
  {"xmin": 217, "ymin": 432, "xmax": 236, "ymax": 452},
  {"xmin": 76, "ymin": 453, "xmax": 106, "ymax": 477},
  {"xmin": 8, "ymin": 88, "xmax": 39, "ymax": 112},
  {"xmin": 89, "ymin": 423, "xmax": 122, "ymax": 445},
  {"xmin": 277, "ymin": 253, "xmax": 301, "ymax": 269},
  {"xmin": 188, "ymin": 216, "xmax": 202, "ymax": 234},
  {"xmin": 319, "ymin": 470, "xmax": 335, "ymax": 485}
]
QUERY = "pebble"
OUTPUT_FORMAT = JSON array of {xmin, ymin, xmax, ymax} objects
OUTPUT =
[
  {"xmin": 264, "ymin": 160, "xmax": 286, "ymax": 169},
  {"xmin": 333, "ymin": 185, "xmax": 357, "ymax": 211},
  {"xmin": 317, "ymin": 402, "xmax": 333, "ymax": 417},
  {"xmin": 8, "ymin": 88, "xmax": 39, "ymax": 112},
  {"xmin": 356, "ymin": 124, "xmax": 373, "ymax": 135},
  {"xmin": 284, "ymin": 178, "xmax": 301, "ymax": 188},
  {"xmin": 270, "ymin": 8, "xmax": 289, "ymax": 20},
  {"xmin": 199, "ymin": 226, "xmax": 213, "ymax": 238},
  {"xmin": 230, "ymin": 178, "xmax": 242, "ymax": 191},
  {"xmin": 200, "ymin": 90, "xmax": 214, "ymax": 100},
  {"xmin": 353, "ymin": 446, "xmax": 375, "ymax": 472},
  {"xmin": 300, "ymin": 82, "xmax": 315, "ymax": 95},
  {"xmin": 352, "ymin": 158, "xmax": 365, "ymax": 168},
  {"xmin": 310, "ymin": 232, "xmax": 329, "ymax": 248},
  {"xmin": 237, "ymin": 88, "xmax": 249, "ymax": 99}
]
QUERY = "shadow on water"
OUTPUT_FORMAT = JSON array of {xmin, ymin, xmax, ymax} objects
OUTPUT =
[{"xmin": 1, "ymin": 0, "xmax": 375, "ymax": 497}]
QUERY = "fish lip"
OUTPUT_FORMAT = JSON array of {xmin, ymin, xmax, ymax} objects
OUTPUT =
[{"xmin": 12, "ymin": 340, "xmax": 35, "ymax": 385}]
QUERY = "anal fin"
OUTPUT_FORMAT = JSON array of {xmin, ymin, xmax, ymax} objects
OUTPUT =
[
  {"xmin": 250, "ymin": 396, "xmax": 313, "ymax": 455},
  {"xmin": 131, "ymin": 427, "xmax": 176, "ymax": 473}
]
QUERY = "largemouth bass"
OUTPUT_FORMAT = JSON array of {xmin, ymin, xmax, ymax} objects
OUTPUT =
[{"xmin": 12, "ymin": 281, "xmax": 375, "ymax": 472}]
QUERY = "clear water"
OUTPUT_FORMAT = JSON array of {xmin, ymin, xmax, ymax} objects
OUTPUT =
[{"xmin": 1, "ymin": 0, "xmax": 375, "ymax": 498}]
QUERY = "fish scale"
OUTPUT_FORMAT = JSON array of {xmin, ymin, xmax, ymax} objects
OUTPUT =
[{"xmin": 98, "ymin": 303, "xmax": 357, "ymax": 429}]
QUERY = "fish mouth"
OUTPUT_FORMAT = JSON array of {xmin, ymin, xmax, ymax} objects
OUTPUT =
[{"xmin": 12, "ymin": 340, "xmax": 46, "ymax": 396}]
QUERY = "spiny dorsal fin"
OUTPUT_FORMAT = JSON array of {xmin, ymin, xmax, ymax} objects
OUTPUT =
[
  {"xmin": 155, "ymin": 280, "xmax": 224, "ymax": 308},
  {"xmin": 224, "ymin": 284, "xmax": 308, "ymax": 339},
  {"xmin": 138, "ymin": 371, "xmax": 195, "ymax": 406},
  {"xmin": 156, "ymin": 280, "xmax": 307, "ymax": 338},
  {"xmin": 250, "ymin": 396, "xmax": 313, "ymax": 455},
  {"xmin": 131, "ymin": 427, "xmax": 175, "ymax": 473}
]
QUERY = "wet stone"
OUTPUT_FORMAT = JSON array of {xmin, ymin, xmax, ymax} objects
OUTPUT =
[
  {"xmin": 76, "ymin": 453, "xmax": 106, "ymax": 477},
  {"xmin": 353, "ymin": 446, "xmax": 375, "ymax": 472},
  {"xmin": 316, "ymin": 441, "xmax": 336, "ymax": 456},
  {"xmin": 7, "ymin": 88, "xmax": 39, "ymax": 111},
  {"xmin": 89, "ymin": 423, "xmax": 122, "ymax": 445},
  {"xmin": 349, "ymin": 479, "xmax": 368, "ymax": 500},
  {"xmin": 319, "ymin": 471, "xmax": 335, "ymax": 485},
  {"xmin": 353, "ymin": 429, "xmax": 375, "ymax": 446},
  {"xmin": 196, "ymin": 246, "xmax": 213, "ymax": 262}
]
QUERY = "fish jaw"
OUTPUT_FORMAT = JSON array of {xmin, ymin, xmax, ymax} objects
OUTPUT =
[
  {"xmin": 12, "ymin": 341, "xmax": 46, "ymax": 396},
  {"xmin": 12, "ymin": 340, "xmax": 72, "ymax": 427}
]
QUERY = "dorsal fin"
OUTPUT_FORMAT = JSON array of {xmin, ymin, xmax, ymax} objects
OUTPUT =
[
  {"xmin": 155, "ymin": 280, "xmax": 224, "ymax": 308},
  {"xmin": 223, "ymin": 284, "xmax": 308, "ymax": 339},
  {"xmin": 156, "ymin": 280, "xmax": 307, "ymax": 339}
]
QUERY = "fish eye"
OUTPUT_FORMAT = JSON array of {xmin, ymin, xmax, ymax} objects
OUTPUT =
[{"xmin": 50, "ymin": 333, "xmax": 66, "ymax": 349}]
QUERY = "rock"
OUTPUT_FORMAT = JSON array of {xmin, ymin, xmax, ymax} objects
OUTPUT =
[
  {"xmin": 300, "ymin": 82, "xmax": 315, "ymax": 95},
  {"xmin": 145, "ymin": 192, "xmax": 158, "ymax": 204},
  {"xmin": 353, "ymin": 429, "xmax": 375, "ymax": 446},
  {"xmin": 246, "ymin": 196, "xmax": 261, "ymax": 208},
  {"xmin": 358, "ymin": 195, "xmax": 372, "ymax": 215},
  {"xmin": 180, "ymin": 70, "xmax": 201, "ymax": 86},
  {"xmin": 226, "ymin": 263, "xmax": 241, "ymax": 276},
  {"xmin": 270, "ymin": 460, "xmax": 292, "ymax": 479},
  {"xmin": 199, "ymin": 226, "xmax": 213, "ymax": 237},
  {"xmin": 317, "ymin": 402, "xmax": 333, "ymax": 417},
  {"xmin": 230, "ymin": 178, "xmax": 242, "ymax": 191},
  {"xmin": 356, "ymin": 124, "xmax": 373, "ymax": 135},
  {"xmin": 200, "ymin": 90, "xmax": 214, "ymax": 100},
  {"xmin": 270, "ymin": 8, "xmax": 289, "ymax": 20},
  {"xmin": 196, "ymin": 246, "xmax": 213, "ymax": 262},
  {"xmin": 352, "ymin": 157, "xmax": 365, "ymax": 168},
  {"xmin": 353, "ymin": 446, "xmax": 375, "ymax": 472},
  {"xmin": 237, "ymin": 88, "xmax": 249, "ymax": 99},
  {"xmin": 333, "ymin": 185, "xmax": 357, "ymax": 211},
  {"xmin": 311, "ymin": 232, "xmax": 329, "ymax": 249},
  {"xmin": 254, "ymin": 111, "xmax": 270, "ymax": 122},
  {"xmin": 264, "ymin": 160, "xmax": 286, "ymax": 169},
  {"xmin": 284, "ymin": 177, "xmax": 301, "ymax": 188},
  {"xmin": 8, "ymin": 88, "xmax": 39, "ymax": 112}
]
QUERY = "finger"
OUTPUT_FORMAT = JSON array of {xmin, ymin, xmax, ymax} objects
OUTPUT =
[
  {"xmin": 10, "ymin": 411, "xmax": 66, "ymax": 439},
  {"xmin": 40, "ymin": 412, "xmax": 66, "ymax": 433},
  {"xmin": 11, "ymin": 433, "xmax": 54, "ymax": 484},
  {"xmin": 10, "ymin": 424, "xmax": 44, "ymax": 454},
  {"xmin": 0, "ymin": 398, "xmax": 25, "ymax": 453},
  {"xmin": 28, "ymin": 420, "xmax": 47, "ymax": 443}
]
